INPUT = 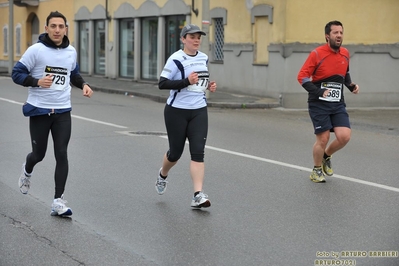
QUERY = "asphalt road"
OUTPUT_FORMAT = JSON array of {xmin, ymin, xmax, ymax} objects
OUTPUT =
[{"xmin": 1, "ymin": 76, "xmax": 398, "ymax": 266}]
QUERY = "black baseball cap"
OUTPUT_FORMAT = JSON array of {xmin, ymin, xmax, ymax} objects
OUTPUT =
[{"xmin": 180, "ymin": 24, "xmax": 206, "ymax": 37}]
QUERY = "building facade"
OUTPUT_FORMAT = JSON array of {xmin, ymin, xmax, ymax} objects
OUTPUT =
[{"xmin": 1, "ymin": 0, "xmax": 398, "ymax": 108}]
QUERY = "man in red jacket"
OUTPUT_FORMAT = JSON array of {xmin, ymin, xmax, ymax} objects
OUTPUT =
[{"xmin": 297, "ymin": 20, "xmax": 360, "ymax": 183}]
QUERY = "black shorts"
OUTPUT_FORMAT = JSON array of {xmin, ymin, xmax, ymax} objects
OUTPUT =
[{"xmin": 308, "ymin": 101, "xmax": 351, "ymax": 134}]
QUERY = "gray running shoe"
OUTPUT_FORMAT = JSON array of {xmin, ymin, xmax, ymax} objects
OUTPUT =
[
  {"xmin": 191, "ymin": 192, "xmax": 211, "ymax": 208},
  {"xmin": 155, "ymin": 168, "xmax": 168, "ymax": 195},
  {"xmin": 18, "ymin": 163, "xmax": 31, "ymax": 194},
  {"xmin": 51, "ymin": 195, "xmax": 72, "ymax": 217}
]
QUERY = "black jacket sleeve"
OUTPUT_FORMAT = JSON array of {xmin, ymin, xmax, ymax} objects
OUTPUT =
[
  {"xmin": 344, "ymin": 68, "xmax": 356, "ymax": 92},
  {"xmin": 70, "ymin": 63, "xmax": 90, "ymax": 89},
  {"xmin": 158, "ymin": 77, "xmax": 191, "ymax": 90},
  {"xmin": 302, "ymin": 81, "xmax": 324, "ymax": 97},
  {"xmin": 70, "ymin": 73, "xmax": 87, "ymax": 89}
]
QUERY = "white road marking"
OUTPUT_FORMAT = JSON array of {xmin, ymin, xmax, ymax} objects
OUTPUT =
[
  {"xmin": 0, "ymin": 97, "xmax": 128, "ymax": 129},
  {"xmin": 206, "ymin": 145, "xmax": 399, "ymax": 193},
  {"xmin": 160, "ymin": 135, "xmax": 399, "ymax": 193},
  {"xmin": 72, "ymin": 115, "xmax": 128, "ymax": 129},
  {"xmin": 0, "ymin": 97, "xmax": 23, "ymax": 105},
  {"xmin": 2, "ymin": 96, "xmax": 397, "ymax": 193}
]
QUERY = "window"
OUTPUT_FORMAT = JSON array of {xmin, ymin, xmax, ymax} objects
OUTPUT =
[
  {"xmin": 31, "ymin": 14, "xmax": 39, "ymax": 46},
  {"xmin": 3, "ymin": 26, "xmax": 8, "ymax": 55},
  {"xmin": 94, "ymin": 20, "xmax": 106, "ymax": 75},
  {"xmin": 254, "ymin": 17, "xmax": 269, "ymax": 64},
  {"xmin": 78, "ymin": 21, "xmax": 89, "ymax": 73},
  {"xmin": 141, "ymin": 17, "xmax": 158, "ymax": 80},
  {"xmin": 119, "ymin": 19, "xmax": 134, "ymax": 78},
  {"xmin": 251, "ymin": 4, "xmax": 274, "ymax": 64},
  {"xmin": 165, "ymin": 16, "xmax": 185, "ymax": 61},
  {"xmin": 16, "ymin": 25, "xmax": 21, "ymax": 56},
  {"xmin": 213, "ymin": 18, "xmax": 224, "ymax": 61}
]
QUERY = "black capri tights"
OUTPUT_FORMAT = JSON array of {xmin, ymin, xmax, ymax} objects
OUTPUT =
[
  {"xmin": 25, "ymin": 112, "xmax": 71, "ymax": 199},
  {"xmin": 164, "ymin": 105, "xmax": 208, "ymax": 163}
]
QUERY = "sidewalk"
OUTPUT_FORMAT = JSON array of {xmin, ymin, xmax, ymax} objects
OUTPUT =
[
  {"xmin": 0, "ymin": 67, "xmax": 280, "ymax": 108},
  {"xmin": 81, "ymin": 75, "xmax": 281, "ymax": 109}
]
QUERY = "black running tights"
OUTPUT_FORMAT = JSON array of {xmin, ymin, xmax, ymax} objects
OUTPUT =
[
  {"xmin": 25, "ymin": 112, "xmax": 71, "ymax": 199},
  {"xmin": 164, "ymin": 105, "xmax": 208, "ymax": 163}
]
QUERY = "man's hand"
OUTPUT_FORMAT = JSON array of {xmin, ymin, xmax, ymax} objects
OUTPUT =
[
  {"xmin": 352, "ymin": 84, "xmax": 360, "ymax": 94},
  {"xmin": 322, "ymin": 89, "xmax": 331, "ymax": 98},
  {"xmin": 83, "ymin": 84, "xmax": 93, "ymax": 98},
  {"xmin": 38, "ymin": 74, "xmax": 54, "ymax": 88}
]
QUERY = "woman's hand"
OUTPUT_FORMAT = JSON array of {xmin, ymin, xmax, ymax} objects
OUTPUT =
[{"xmin": 208, "ymin": 81, "xmax": 217, "ymax": 92}]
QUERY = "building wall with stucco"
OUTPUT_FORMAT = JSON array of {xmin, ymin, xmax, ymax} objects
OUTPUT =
[
  {"xmin": 0, "ymin": 0, "xmax": 74, "ymax": 61},
  {"xmin": 1, "ymin": 0, "xmax": 398, "ymax": 108}
]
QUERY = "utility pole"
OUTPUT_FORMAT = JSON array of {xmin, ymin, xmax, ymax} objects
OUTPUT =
[
  {"xmin": 8, "ymin": 0, "xmax": 14, "ymax": 74},
  {"xmin": 202, "ymin": 0, "xmax": 210, "ymax": 99}
]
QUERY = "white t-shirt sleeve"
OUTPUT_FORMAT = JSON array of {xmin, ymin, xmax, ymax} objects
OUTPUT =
[
  {"xmin": 19, "ymin": 44, "xmax": 40, "ymax": 73},
  {"xmin": 160, "ymin": 58, "xmax": 179, "ymax": 80}
]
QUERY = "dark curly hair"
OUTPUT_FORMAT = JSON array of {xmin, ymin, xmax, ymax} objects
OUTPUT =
[{"xmin": 46, "ymin": 11, "xmax": 67, "ymax": 26}]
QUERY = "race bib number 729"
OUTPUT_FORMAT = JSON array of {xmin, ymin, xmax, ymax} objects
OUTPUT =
[{"xmin": 43, "ymin": 66, "xmax": 68, "ymax": 91}]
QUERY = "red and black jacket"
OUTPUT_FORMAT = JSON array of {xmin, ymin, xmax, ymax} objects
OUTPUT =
[{"xmin": 297, "ymin": 43, "xmax": 356, "ymax": 103}]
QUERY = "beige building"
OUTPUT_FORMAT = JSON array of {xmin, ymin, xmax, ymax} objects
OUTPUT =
[{"xmin": 1, "ymin": 0, "xmax": 398, "ymax": 108}]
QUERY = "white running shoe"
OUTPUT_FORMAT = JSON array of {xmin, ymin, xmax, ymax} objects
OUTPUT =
[
  {"xmin": 18, "ymin": 163, "xmax": 31, "ymax": 194},
  {"xmin": 51, "ymin": 195, "xmax": 72, "ymax": 217},
  {"xmin": 155, "ymin": 168, "xmax": 168, "ymax": 195},
  {"xmin": 191, "ymin": 192, "xmax": 211, "ymax": 208}
]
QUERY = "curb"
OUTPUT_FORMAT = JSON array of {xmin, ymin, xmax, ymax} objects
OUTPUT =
[
  {"xmin": 207, "ymin": 102, "xmax": 281, "ymax": 109},
  {"xmin": 90, "ymin": 86, "xmax": 281, "ymax": 109},
  {"xmin": 90, "ymin": 86, "xmax": 168, "ymax": 104}
]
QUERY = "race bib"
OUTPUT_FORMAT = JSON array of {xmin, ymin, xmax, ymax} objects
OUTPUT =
[
  {"xmin": 187, "ymin": 71, "xmax": 209, "ymax": 93},
  {"xmin": 43, "ymin": 66, "xmax": 68, "ymax": 91},
  {"xmin": 319, "ymin": 82, "xmax": 342, "ymax": 102}
]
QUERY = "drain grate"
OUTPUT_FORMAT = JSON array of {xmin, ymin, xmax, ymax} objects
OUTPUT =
[{"xmin": 128, "ymin": 131, "xmax": 167, "ymax": 136}]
